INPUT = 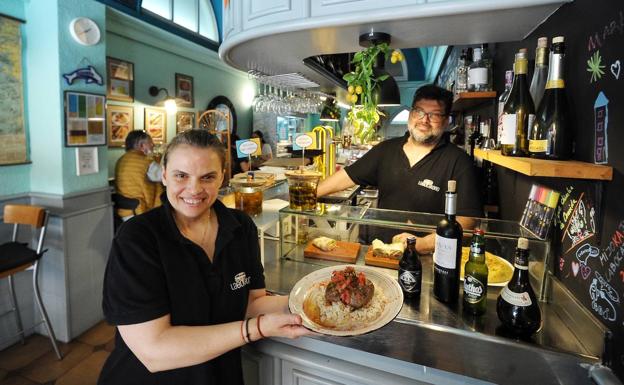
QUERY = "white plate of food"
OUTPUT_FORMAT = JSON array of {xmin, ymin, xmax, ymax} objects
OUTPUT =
[{"xmin": 289, "ymin": 265, "xmax": 403, "ymax": 336}]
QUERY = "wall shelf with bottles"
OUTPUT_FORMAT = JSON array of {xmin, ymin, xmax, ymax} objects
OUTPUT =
[
  {"xmin": 451, "ymin": 91, "xmax": 497, "ymax": 112},
  {"xmin": 474, "ymin": 148, "xmax": 613, "ymax": 181}
]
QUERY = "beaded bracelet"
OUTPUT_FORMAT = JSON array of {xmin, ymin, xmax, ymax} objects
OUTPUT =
[
  {"xmin": 244, "ymin": 317, "xmax": 251, "ymax": 343},
  {"xmin": 256, "ymin": 314, "xmax": 266, "ymax": 339}
]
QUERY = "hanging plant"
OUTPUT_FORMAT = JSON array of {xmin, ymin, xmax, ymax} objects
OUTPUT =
[{"xmin": 343, "ymin": 44, "xmax": 403, "ymax": 143}]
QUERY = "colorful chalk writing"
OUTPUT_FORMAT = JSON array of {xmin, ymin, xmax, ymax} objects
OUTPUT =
[
  {"xmin": 587, "ymin": 10, "xmax": 624, "ymax": 51},
  {"xmin": 576, "ymin": 243, "xmax": 601, "ymax": 265},
  {"xmin": 611, "ymin": 60, "xmax": 621, "ymax": 79},
  {"xmin": 601, "ymin": 220, "xmax": 624, "ymax": 283},
  {"xmin": 587, "ymin": 51, "xmax": 606, "ymax": 83},
  {"xmin": 589, "ymin": 271, "xmax": 620, "ymax": 322},
  {"xmin": 563, "ymin": 194, "xmax": 596, "ymax": 252},
  {"xmin": 594, "ymin": 91, "xmax": 609, "ymax": 164}
]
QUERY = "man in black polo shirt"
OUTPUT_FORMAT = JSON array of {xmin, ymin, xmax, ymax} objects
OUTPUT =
[{"xmin": 317, "ymin": 85, "xmax": 481, "ymax": 253}]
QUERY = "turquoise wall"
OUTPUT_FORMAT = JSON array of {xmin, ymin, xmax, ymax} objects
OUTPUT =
[
  {"xmin": 0, "ymin": 0, "xmax": 30, "ymax": 196},
  {"xmin": 1, "ymin": 0, "xmax": 108, "ymax": 197},
  {"xmin": 105, "ymin": 23, "xmax": 254, "ymax": 177}
]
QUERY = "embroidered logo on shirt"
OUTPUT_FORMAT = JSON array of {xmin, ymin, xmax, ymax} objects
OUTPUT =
[
  {"xmin": 230, "ymin": 272, "xmax": 251, "ymax": 291},
  {"xmin": 417, "ymin": 179, "xmax": 441, "ymax": 192}
]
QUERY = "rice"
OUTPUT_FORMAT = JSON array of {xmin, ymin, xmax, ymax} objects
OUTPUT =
[{"xmin": 303, "ymin": 281, "xmax": 387, "ymax": 331}]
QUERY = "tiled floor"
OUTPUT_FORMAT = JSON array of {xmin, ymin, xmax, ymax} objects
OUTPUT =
[{"xmin": 0, "ymin": 321, "xmax": 115, "ymax": 385}]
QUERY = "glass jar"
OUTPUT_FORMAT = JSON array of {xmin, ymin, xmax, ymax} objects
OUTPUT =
[
  {"xmin": 230, "ymin": 178, "xmax": 266, "ymax": 216},
  {"xmin": 285, "ymin": 169, "xmax": 322, "ymax": 211}
]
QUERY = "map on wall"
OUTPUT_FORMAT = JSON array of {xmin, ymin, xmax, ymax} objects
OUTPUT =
[{"xmin": 0, "ymin": 16, "xmax": 27, "ymax": 165}]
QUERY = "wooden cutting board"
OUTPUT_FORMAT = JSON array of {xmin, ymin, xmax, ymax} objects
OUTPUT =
[
  {"xmin": 364, "ymin": 247, "xmax": 400, "ymax": 269},
  {"xmin": 304, "ymin": 240, "xmax": 360, "ymax": 263}
]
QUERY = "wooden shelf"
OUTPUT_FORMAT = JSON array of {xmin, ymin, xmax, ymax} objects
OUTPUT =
[
  {"xmin": 451, "ymin": 91, "xmax": 497, "ymax": 112},
  {"xmin": 474, "ymin": 149, "xmax": 613, "ymax": 181}
]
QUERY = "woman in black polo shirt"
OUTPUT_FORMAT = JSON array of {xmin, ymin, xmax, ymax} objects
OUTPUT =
[{"xmin": 99, "ymin": 130, "xmax": 309, "ymax": 385}]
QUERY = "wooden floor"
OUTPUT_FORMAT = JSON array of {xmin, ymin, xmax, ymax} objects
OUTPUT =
[{"xmin": 0, "ymin": 321, "xmax": 115, "ymax": 385}]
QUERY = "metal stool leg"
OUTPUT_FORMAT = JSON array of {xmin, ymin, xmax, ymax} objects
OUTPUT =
[
  {"xmin": 32, "ymin": 261, "xmax": 62, "ymax": 359},
  {"xmin": 7, "ymin": 275, "xmax": 25, "ymax": 345}
]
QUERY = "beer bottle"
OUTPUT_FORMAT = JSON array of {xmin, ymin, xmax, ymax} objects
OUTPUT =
[
  {"xmin": 399, "ymin": 237, "xmax": 422, "ymax": 298},
  {"xmin": 463, "ymin": 228, "xmax": 488, "ymax": 315},
  {"xmin": 496, "ymin": 237, "xmax": 542, "ymax": 336}
]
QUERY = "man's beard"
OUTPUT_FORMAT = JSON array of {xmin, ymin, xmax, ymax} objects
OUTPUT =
[{"xmin": 409, "ymin": 126, "xmax": 443, "ymax": 144}]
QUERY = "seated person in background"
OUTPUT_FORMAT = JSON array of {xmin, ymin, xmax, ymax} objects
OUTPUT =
[
  {"xmin": 250, "ymin": 130, "xmax": 272, "ymax": 168},
  {"xmin": 317, "ymin": 85, "xmax": 481, "ymax": 253},
  {"xmin": 229, "ymin": 134, "xmax": 250, "ymax": 175},
  {"xmin": 99, "ymin": 129, "xmax": 309, "ymax": 385},
  {"xmin": 114, "ymin": 130, "xmax": 163, "ymax": 220}
]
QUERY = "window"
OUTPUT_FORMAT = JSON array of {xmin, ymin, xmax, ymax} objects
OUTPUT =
[{"xmin": 142, "ymin": 0, "xmax": 218, "ymax": 43}]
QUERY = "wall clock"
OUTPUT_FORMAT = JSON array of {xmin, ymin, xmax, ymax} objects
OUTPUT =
[{"xmin": 69, "ymin": 17, "xmax": 101, "ymax": 46}]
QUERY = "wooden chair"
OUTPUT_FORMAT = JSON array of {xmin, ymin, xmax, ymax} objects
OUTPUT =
[
  {"xmin": 0, "ymin": 204, "xmax": 62, "ymax": 359},
  {"xmin": 112, "ymin": 193, "xmax": 140, "ymax": 231}
]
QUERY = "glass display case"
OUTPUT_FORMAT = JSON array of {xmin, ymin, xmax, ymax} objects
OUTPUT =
[
  {"xmin": 276, "ymin": 203, "xmax": 607, "ymax": 362},
  {"xmin": 279, "ymin": 204, "xmax": 552, "ymax": 296}
]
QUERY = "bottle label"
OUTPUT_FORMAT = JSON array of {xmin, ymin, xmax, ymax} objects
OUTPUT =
[
  {"xmin": 500, "ymin": 287, "xmax": 532, "ymax": 306},
  {"xmin": 464, "ymin": 275, "xmax": 486, "ymax": 303},
  {"xmin": 399, "ymin": 270, "xmax": 422, "ymax": 293},
  {"xmin": 433, "ymin": 235, "xmax": 458, "ymax": 269},
  {"xmin": 497, "ymin": 102, "xmax": 505, "ymax": 144},
  {"xmin": 470, "ymin": 244, "xmax": 484, "ymax": 255},
  {"xmin": 468, "ymin": 68, "xmax": 488, "ymax": 86},
  {"xmin": 501, "ymin": 114, "xmax": 517, "ymax": 144},
  {"xmin": 529, "ymin": 139, "xmax": 548, "ymax": 153},
  {"xmin": 545, "ymin": 79, "xmax": 565, "ymax": 89}
]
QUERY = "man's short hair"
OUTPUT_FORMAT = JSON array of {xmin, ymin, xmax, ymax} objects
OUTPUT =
[
  {"xmin": 125, "ymin": 130, "xmax": 151, "ymax": 151},
  {"xmin": 411, "ymin": 84, "xmax": 454, "ymax": 116}
]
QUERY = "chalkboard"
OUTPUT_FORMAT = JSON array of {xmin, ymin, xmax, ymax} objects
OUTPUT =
[{"xmin": 484, "ymin": 0, "xmax": 624, "ymax": 377}]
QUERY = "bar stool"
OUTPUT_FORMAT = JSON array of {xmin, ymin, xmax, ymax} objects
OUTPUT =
[{"xmin": 0, "ymin": 204, "xmax": 62, "ymax": 359}]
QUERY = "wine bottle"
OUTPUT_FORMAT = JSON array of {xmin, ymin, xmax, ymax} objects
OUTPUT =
[
  {"xmin": 463, "ymin": 228, "xmax": 488, "ymax": 316},
  {"xmin": 529, "ymin": 37, "xmax": 549, "ymax": 108},
  {"xmin": 496, "ymin": 70, "xmax": 513, "ymax": 146},
  {"xmin": 500, "ymin": 51, "xmax": 535, "ymax": 156},
  {"xmin": 468, "ymin": 47, "xmax": 492, "ymax": 92},
  {"xmin": 433, "ymin": 180, "xmax": 463, "ymax": 303},
  {"xmin": 454, "ymin": 49, "xmax": 469, "ymax": 96},
  {"xmin": 496, "ymin": 237, "xmax": 542, "ymax": 336},
  {"xmin": 399, "ymin": 237, "xmax": 422, "ymax": 298},
  {"xmin": 529, "ymin": 36, "xmax": 573, "ymax": 160}
]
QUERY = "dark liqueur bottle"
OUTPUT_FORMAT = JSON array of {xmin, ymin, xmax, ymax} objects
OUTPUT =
[
  {"xmin": 433, "ymin": 180, "xmax": 463, "ymax": 303},
  {"xmin": 529, "ymin": 36, "xmax": 572, "ymax": 160},
  {"xmin": 496, "ymin": 237, "xmax": 542, "ymax": 336},
  {"xmin": 399, "ymin": 237, "xmax": 422, "ymax": 298}
]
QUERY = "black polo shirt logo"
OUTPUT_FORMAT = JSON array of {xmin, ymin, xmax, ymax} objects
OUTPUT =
[
  {"xmin": 417, "ymin": 178, "xmax": 440, "ymax": 192},
  {"xmin": 230, "ymin": 271, "xmax": 251, "ymax": 291}
]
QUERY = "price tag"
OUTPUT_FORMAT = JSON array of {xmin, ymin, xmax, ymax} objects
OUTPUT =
[
  {"xmin": 236, "ymin": 138, "xmax": 261, "ymax": 158},
  {"xmin": 293, "ymin": 133, "xmax": 314, "ymax": 150}
]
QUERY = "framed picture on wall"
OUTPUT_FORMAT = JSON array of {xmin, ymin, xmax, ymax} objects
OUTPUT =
[
  {"xmin": 107, "ymin": 104, "xmax": 134, "ymax": 147},
  {"xmin": 144, "ymin": 107, "xmax": 166, "ymax": 144},
  {"xmin": 175, "ymin": 73, "xmax": 194, "ymax": 107},
  {"xmin": 64, "ymin": 91, "xmax": 106, "ymax": 147},
  {"xmin": 106, "ymin": 57, "xmax": 134, "ymax": 102},
  {"xmin": 176, "ymin": 111, "xmax": 195, "ymax": 133}
]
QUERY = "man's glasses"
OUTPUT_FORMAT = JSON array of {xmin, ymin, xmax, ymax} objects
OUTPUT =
[{"xmin": 410, "ymin": 108, "xmax": 447, "ymax": 123}]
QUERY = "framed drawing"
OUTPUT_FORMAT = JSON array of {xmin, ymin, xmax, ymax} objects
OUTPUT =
[
  {"xmin": 107, "ymin": 105, "xmax": 134, "ymax": 147},
  {"xmin": 144, "ymin": 107, "xmax": 166, "ymax": 144},
  {"xmin": 175, "ymin": 73, "xmax": 194, "ymax": 107},
  {"xmin": 107, "ymin": 57, "xmax": 134, "ymax": 102},
  {"xmin": 176, "ymin": 111, "xmax": 195, "ymax": 133},
  {"xmin": 64, "ymin": 91, "xmax": 106, "ymax": 147}
]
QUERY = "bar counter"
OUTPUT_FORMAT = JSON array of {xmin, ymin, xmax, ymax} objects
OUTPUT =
[{"xmin": 258, "ymin": 249, "xmax": 602, "ymax": 385}]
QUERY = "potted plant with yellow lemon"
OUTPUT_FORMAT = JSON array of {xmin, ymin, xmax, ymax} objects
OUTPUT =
[{"xmin": 343, "ymin": 34, "xmax": 403, "ymax": 143}]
